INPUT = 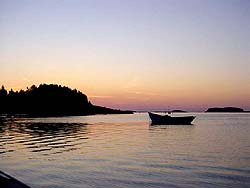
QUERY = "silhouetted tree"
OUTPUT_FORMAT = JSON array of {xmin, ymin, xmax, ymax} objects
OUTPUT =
[
  {"xmin": 0, "ymin": 86, "xmax": 8, "ymax": 113},
  {"xmin": 0, "ymin": 86, "xmax": 7, "ymax": 96}
]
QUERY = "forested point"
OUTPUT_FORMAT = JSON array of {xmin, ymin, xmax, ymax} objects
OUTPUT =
[{"xmin": 0, "ymin": 84, "xmax": 133, "ymax": 117}]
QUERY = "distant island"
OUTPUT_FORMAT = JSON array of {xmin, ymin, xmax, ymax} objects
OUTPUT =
[
  {"xmin": 205, "ymin": 107, "xmax": 246, "ymax": 113},
  {"xmin": 171, "ymin": 110, "xmax": 187, "ymax": 113},
  {"xmin": 0, "ymin": 84, "xmax": 133, "ymax": 117}
]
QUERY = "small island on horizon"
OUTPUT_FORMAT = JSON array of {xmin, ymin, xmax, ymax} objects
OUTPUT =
[
  {"xmin": 0, "ymin": 84, "xmax": 133, "ymax": 117},
  {"xmin": 205, "ymin": 107, "xmax": 248, "ymax": 113}
]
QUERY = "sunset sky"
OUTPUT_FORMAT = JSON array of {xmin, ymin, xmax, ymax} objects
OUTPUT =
[{"xmin": 1, "ymin": 0, "xmax": 249, "ymax": 111}]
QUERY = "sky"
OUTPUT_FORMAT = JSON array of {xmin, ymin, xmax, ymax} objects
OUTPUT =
[{"xmin": 0, "ymin": 0, "xmax": 250, "ymax": 111}]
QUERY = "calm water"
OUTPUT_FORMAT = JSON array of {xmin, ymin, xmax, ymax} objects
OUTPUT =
[{"xmin": 0, "ymin": 113, "xmax": 250, "ymax": 188}]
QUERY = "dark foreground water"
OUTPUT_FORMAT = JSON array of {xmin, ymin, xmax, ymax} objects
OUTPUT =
[{"xmin": 0, "ymin": 113, "xmax": 250, "ymax": 188}]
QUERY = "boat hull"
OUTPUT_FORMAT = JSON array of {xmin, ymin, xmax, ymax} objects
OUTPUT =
[
  {"xmin": 148, "ymin": 112, "xmax": 195, "ymax": 125},
  {"xmin": 0, "ymin": 171, "xmax": 31, "ymax": 188}
]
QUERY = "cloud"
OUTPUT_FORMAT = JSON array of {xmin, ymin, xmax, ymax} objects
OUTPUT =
[
  {"xmin": 23, "ymin": 77, "xmax": 30, "ymax": 82},
  {"xmin": 122, "ymin": 76, "xmax": 143, "ymax": 90},
  {"xmin": 89, "ymin": 95, "xmax": 113, "ymax": 99},
  {"xmin": 127, "ymin": 90, "xmax": 160, "ymax": 96}
]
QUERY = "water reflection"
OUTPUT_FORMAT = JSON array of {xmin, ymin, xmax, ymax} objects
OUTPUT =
[
  {"xmin": 0, "ymin": 113, "xmax": 250, "ymax": 188},
  {"xmin": 17, "ymin": 122, "xmax": 88, "ymax": 135},
  {"xmin": 0, "ymin": 117, "xmax": 89, "ymax": 156},
  {"xmin": 149, "ymin": 123, "xmax": 194, "ymax": 130}
]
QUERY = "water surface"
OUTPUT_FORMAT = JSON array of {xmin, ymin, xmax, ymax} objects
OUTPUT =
[{"xmin": 0, "ymin": 113, "xmax": 250, "ymax": 188}]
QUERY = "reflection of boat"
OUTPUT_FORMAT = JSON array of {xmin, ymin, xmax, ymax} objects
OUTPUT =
[{"xmin": 148, "ymin": 112, "xmax": 195, "ymax": 125}]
